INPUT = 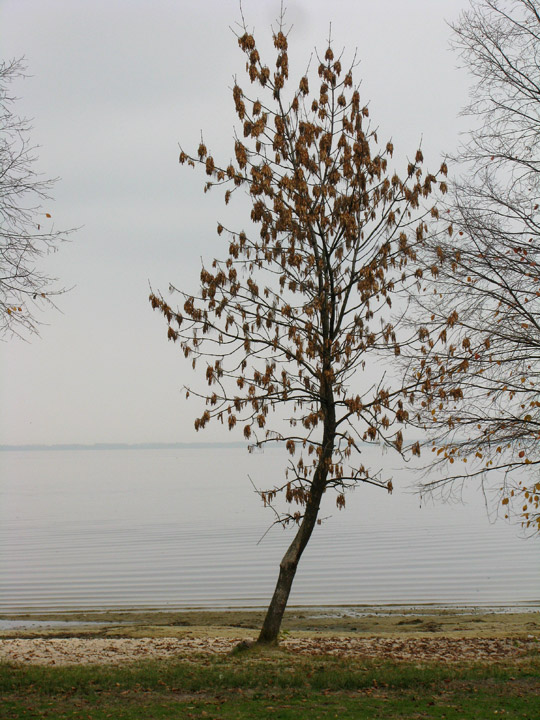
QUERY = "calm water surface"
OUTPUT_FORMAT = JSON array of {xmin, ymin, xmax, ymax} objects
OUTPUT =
[{"xmin": 0, "ymin": 446, "xmax": 538, "ymax": 611}]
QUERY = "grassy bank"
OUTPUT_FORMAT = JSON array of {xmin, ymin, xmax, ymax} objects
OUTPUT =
[{"xmin": 2, "ymin": 650, "xmax": 539, "ymax": 719}]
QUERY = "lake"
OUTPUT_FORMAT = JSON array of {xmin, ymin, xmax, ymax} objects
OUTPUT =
[{"xmin": 0, "ymin": 445, "xmax": 538, "ymax": 611}]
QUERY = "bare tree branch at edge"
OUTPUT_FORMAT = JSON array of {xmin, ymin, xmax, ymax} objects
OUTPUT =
[
  {"xmin": 0, "ymin": 58, "xmax": 72, "ymax": 338},
  {"xmin": 405, "ymin": 0, "xmax": 540, "ymax": 536}
]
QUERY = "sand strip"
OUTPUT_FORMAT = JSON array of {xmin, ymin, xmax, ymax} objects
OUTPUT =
[{"xmin": 1, "ymin": 635, "xmax": 536, "ymax": 666}]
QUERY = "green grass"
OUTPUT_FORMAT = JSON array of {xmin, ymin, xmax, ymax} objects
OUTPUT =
[{"xmin": 1, "ymin": 652, "xmax": 539, "ymax": 719}]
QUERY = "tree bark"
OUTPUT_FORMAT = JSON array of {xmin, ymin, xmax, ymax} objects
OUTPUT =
[{"xmin": 256, "ymin": 479, "xmax": 326, "ymax": 644}]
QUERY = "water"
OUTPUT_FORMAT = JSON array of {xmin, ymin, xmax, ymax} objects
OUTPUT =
[{"xmin": 0, "ymin": 446, "xmax": 538, "ymax": 611}]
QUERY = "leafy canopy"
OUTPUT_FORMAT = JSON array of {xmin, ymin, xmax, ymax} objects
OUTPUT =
[{"xmin": 151, "ymin": 15, "xmax": 446, "ymax": 519}]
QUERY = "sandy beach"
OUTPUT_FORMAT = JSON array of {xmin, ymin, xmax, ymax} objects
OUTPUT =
[
  {"xmin": 1, "ymin": 607, "xmax": 538, "ymax": 666},
  {"xmin": 2, "ymin": 635, "xmax": 536, "ymax": 665}
]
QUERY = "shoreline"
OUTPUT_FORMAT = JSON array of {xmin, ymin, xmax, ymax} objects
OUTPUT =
[
  {"xmin": 2, "ymin": 600, "xmax": 539, "ymax": 616},
  {"xmin": 2, "ymin": 606, "xmax": 538, "ymax": 666},
  {"xmin": 1, "ymin": 605, "xmax": 538, "ymax": 640}
]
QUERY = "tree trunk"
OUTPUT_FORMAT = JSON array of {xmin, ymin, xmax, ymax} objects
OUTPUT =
[
  {"xmin": 257, "ymin": 477, "xmax": 326, "ymax": 645},
  {"xmin": 257, "ymin": 360, "xmax": 336, "ymax": 645}
]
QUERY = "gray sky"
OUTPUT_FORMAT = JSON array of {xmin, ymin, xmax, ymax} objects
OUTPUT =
[{"xmin": 1, "ymin": 0, "xmax": 472, "ymax": 445}]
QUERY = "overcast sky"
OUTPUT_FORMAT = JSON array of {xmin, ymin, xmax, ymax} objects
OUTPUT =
[{"xmin": 1, "ymin": 0, "xmax": 473, "ymax": 445}]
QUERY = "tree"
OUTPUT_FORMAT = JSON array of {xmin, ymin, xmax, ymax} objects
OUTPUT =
[
  {"xmin": 151, "ymin": 15, "xmax": 445, "ymax": 644},
  {"xmin": 0, "ymin": 58, "xmax": 69, "ymax": 338},
  {"xmin": 409, "ymin": 0, "xmax": 540, "ymax": 534}
]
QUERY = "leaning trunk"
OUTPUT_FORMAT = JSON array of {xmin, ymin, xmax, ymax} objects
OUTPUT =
[
  {"xmin": 257, "ymin": 480, "xmax": 326, "ymax": 644},
  {"xmin": 258, "ymin": 349, "xmax": 336, "ymax": 645}
]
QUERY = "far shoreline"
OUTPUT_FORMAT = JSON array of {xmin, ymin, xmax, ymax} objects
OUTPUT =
[{"xmin": 0, "ymin": 441, "xmax": 250, "ymax": 452}]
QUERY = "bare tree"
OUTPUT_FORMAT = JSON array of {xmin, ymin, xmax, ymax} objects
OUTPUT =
[
  {"xmin": 151, "ymin": 16, "xmax": 445, "ymax": 644},
  {"xmin": 409, "ymin": 0, "xmax": 540, "ymax": 534},
  {"xmin": 0, "ymin": 58, "xmax": 70, "ymax": 338}
]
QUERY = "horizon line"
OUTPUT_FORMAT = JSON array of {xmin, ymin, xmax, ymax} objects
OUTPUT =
[{"xmin": 0, "ymin": 441, "xmax": 251, "ymax": 452}]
